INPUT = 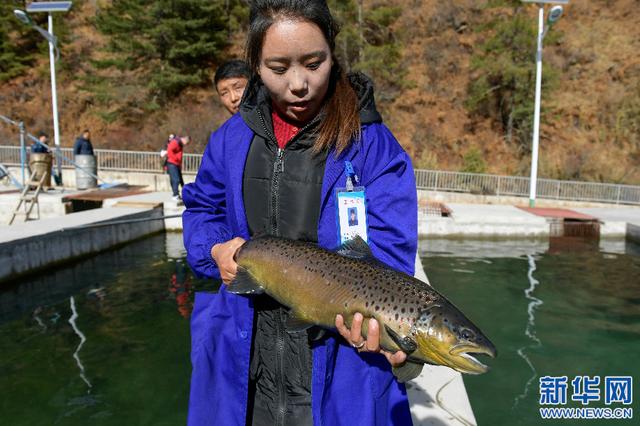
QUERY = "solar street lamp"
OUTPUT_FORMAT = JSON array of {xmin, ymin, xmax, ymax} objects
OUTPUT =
[
  {"xmin": 14, "ymin": 2, "xmax": 72, "ymax": 186},
  {"xmin": 13, "ymin": 9, "xmax": 59, "ymax": 58},
  {"xmin": 13, "ymin": 9, "xmax": 32, "ymax": 25},
  {"xmin": 521, "ymin": 0, "xmax": 568, "ymax": 207}
]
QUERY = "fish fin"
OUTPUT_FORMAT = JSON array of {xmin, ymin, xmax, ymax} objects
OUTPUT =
[
  {"xmin": 384, "ymin": 324, "xmax": 418, "ymax": 354},
  {"xmin": 393, "ymin": 361, "xmax": 424, "ymax": 383},
  {"xmin": 227, "ymin": 268, "xmax": 264, "ymax": 295},
  {"xmin": 336, "ymin": 236, "xmax": 375, "ymax": 260},
  {"xmin": 285, "ymin": 313, "xmax": 314, "ymax": 333},
  {"xmin": 308, "ymin": 327, "xmax": 327, "ymax": 342}
]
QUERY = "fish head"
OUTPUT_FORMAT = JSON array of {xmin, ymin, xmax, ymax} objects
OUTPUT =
[{"xmin": 411, "ymin": 303, "xmax": 496, "ymax": 374}]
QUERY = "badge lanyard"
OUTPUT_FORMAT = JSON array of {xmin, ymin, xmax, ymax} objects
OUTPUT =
[{"xmin": 336, "ymin": 161, "xmax": 369, "ymax": 244}]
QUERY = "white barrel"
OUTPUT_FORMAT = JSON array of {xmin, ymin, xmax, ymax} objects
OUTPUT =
[{"xmin": 75, "ymin": 154, "xmax": 98, "ymax": 189}]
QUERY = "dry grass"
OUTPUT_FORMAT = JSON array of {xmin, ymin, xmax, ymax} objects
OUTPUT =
[{"xmin": 1, "ymin": 0, "xmax": 638, "ymax": 184}]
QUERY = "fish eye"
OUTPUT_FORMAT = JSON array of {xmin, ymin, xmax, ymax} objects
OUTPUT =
[{"xmin": 460, "ymin": 328, "xmax": 475, "ymax": 340}]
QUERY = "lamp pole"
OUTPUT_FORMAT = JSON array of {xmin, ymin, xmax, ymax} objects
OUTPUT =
[
  {"xmin": 521, "ymin": 1, "xmax": 567, "ymax": 207},
  {"xmin": 46, "ymin": 11, "xmax": 62, "ymax": 185},
  {"xmin": 19, "ymin": 121, "xmax": 26, "ymax": 185},
  {"xmin": 14, "ymin": 2, "xmax": 72, "ymax": 186},
  {"xmin": 529, "ymin": 5, "xmax": 544, "ymax": 208}
]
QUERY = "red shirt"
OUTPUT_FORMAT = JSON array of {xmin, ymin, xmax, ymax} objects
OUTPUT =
[
  {"xmin": 166, "ymin": 138, "xmax": 184, "ymax": 167},
  {"xmin": 271, "ymin": 107, "xmax": 300, "ymax": 149}
]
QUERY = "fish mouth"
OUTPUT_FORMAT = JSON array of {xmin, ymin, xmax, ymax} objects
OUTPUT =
[{"xmin": 449, "ymin": 344, "xmax": 496, "ymax": 374}]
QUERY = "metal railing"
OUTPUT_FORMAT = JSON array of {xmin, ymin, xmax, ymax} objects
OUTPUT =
[
  {"xmin": 414, "ymin": 169, "xmax": 640, "ymax": 205},
  {"xmin": 1, "ymin": 145, "xmax": 639, "ymax": 205},
  {"xmin": 0, "ymin": 145, "xmax": 202, "ymax": 174}
]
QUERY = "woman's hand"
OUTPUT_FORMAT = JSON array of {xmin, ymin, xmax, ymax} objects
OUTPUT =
[
  {"xmin": 335, "ymin": 313, "xmax": 407, "ymax": 368},
  {"xmin": 211, "ymin": 237, "xmax": 246, "ymax": 285}
]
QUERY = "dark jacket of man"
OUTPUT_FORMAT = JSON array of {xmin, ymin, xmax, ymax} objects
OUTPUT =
[
  {"xmin": 31, "ymin": 141, "xmax": 49, "ymax": 153},
  {"xmin": 73, "ymin": 136, "xmax": 94, "ymax": 156}
]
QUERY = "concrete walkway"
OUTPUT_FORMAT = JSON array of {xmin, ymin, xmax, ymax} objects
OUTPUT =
[
  {"xmin": 102, "ymin": 191, "xmax": 185, "ymax": 230},
  {"xmin": 420, "ymin": 203, "xmax": 549, "ymax": 238},
  {"xmin": 0, "ymin": 205, "xmax": 163, "ymax": 282},
  {"xmin": 0, "ymin": 187, "xmax": 72, "ymax": 222},
  {"xmin": 420, "ymin": 202, "xmax": 640, "ymax": 242}
]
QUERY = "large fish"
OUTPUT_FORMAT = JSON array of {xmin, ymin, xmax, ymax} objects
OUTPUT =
[{"xmin": 228, "ymin": 236, "xmax": 496, "ymax": 382}]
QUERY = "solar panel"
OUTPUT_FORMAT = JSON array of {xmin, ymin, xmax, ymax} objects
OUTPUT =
[{"xmin": 26, "ymin": 2, "xmax": 73, "ymax": 13}]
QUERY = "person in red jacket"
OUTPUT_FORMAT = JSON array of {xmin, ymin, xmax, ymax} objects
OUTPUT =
[{"xmin": 166, "ymin": 135, "xmax": 190, "ymax": 200}]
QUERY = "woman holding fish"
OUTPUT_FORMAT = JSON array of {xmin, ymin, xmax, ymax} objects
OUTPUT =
[{"xmin": 183, "ymin": 1, "xmax": 417, "ymax": 424}]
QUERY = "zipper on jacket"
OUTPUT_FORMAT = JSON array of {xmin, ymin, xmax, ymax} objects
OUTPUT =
[
  {"xmin": 276, "ymin": 308, "xmax": 286, "ymax": 426},
  {"xmin": 257, "ymin": 108, "xmax": 286, "ymax": 236},
  {"xmin": 271, "ymin": 148, "xmax": 285, "ymax": 235},
  {"xmin": 256, "ymin": 108, "xmax": 287, "ymax": 423}
]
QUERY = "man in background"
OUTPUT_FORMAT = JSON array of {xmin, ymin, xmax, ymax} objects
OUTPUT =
[
  {"xmin": 29, "ymin": 132, "xmax": 53, "ymax": 188},
  {"xmin": 73, "ymin": 129, "xmax": 95, "ymax": 156},
  {"xmin": 31, "ymin": 132, "xmax": 50, "ymax": 153},
  {"xmin": 166, "ymin": 135, "xmax": 190, "ymax": 201},
  {"xmin": 214, "ymin": 60, "xmax": 250, "ymax": 115}
]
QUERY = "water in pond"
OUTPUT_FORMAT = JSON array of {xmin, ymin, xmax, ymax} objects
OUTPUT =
[
  {"xmin": 421, "ymin": 238, "xmax": 640, "ymax": 426},
  {"xmin": 1, "ymin": 234, "xmax": 638, "ymax": 425},
  {"xmin": 0, "ymin": 233, "xmax": 216, "ymax": 425}
]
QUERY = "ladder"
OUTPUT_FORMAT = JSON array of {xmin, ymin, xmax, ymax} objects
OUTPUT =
[{"xmin": 8, "ymin": 170, "xmax": 46, "ymax": 225}]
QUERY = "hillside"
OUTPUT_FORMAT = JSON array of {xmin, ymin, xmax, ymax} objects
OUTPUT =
[{"xmin": 1, "ymin": 0, "xmax": 638, "ymax": 184}]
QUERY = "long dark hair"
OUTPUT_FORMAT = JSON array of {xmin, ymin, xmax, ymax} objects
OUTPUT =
[{"xmin": 246, "ymin": 0, "xmax": 360, "ymax": 155}]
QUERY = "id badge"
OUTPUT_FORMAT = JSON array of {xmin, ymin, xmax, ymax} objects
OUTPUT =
[{"xmin": 336, "ymin": 187, "xmax": 369, "ymax": 244}]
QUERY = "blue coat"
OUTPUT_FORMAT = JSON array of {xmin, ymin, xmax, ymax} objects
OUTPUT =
[
  {"xmin": 182, "ymin": 113, "xmax": 418, "ymax": 425},
  {"xmin": 73, "ymin": 137, "xmax": 94, "ymax": 156}
]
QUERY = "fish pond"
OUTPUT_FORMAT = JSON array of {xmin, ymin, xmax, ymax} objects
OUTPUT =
[
  {"xmin": 422, "ymin": 238, "xmax": 639, "ymax": 426},
  {"xmin": 0, "ymin": 233, "xmax": 638, "ymax": 425}
]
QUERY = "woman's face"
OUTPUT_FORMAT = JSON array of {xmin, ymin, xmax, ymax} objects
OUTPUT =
[{"xmin": 259, "ymin": 19, "xmax": 332, "ymax": 124}]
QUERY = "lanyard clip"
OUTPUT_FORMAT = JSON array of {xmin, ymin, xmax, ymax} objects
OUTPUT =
[{"xmin": 344, "ymin": 161, "xmax": 358, "ymax": 191}]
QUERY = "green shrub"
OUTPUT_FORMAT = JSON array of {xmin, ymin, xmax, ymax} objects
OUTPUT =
[
  {"xmin": 466, "ymin": 5, "xmax": 559, "ymax": 151},
  {"xmin": 461, "ymin": 147, "xmax": 487, "ymax": 174}
]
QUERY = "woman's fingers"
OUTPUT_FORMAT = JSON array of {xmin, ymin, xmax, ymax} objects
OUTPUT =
[
  {"xmin": 366, "ymin": 318, "xmax": 408, "ymax": 367},
  {"xmin": 350, "ymin": 313, "xmax": 364, "ymax": 345},
  {"xmin": 335, "ymin": 314, "xmax": 350, "ymax": 340},
  {"xmin": 335, "ymin": 315, "xmax": 408, "ymax": 368},
  {"xmin": 335, "ymin": 313, "xmax": 365, "ymax": 347},
  {"xmin": 381, "ymin": 348, "xmax": 407, "ymax": 367},
  {"xmin": 211, "ymin": 237, "xmax": 246, "ymax": 285},
  {"xmin": 334, "ymin": 313, "xmax": 376, "ymax": 350},
  {"xmin": 365, "ymin": 318, "xmax": 380, "ymax": 352}
]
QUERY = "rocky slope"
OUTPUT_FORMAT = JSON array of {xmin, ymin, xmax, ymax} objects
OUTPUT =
[{"xmin": 1, "ymin": 0, "xmax": 638, "ymax": 183}]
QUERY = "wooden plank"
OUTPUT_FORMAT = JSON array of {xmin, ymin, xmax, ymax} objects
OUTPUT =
[{"xmin": 62, "ymin": 185, "xmax": 149, "ymax": 202}]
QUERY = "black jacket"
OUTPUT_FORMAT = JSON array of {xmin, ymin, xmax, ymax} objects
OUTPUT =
[
  {"xmin": 73, "ymin": 137, "xmax": 94, "ymax": 156},
  {"xmin": 239, "ymin": 73, "xmax": 382, "ymax": 426}
]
